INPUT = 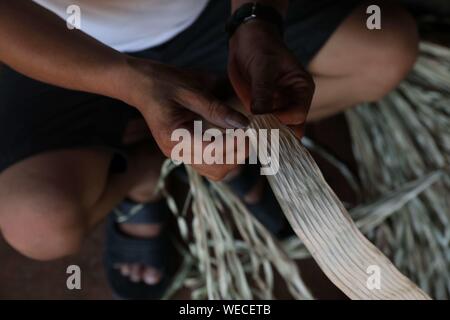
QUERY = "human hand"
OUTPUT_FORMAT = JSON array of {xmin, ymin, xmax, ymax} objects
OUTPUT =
[
  {"xmin": 228, "ymin": 20, "xmax": 315, "ymax": 138},
  {"xmin": 122, "ymin": 58, "xmax": 249, "ymax": 180}
]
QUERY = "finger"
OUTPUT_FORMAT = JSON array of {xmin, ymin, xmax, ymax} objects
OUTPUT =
[
  {"xmin": 160, "ymin": 113, "xmax": 251, "ymax": 180},
  {"xmin": 180, "ymin": 129, "xmax": 250, "ymax": 178},
  {"xmin": 176, "ymin": 89, "xmax": 249, "ymax": 129},
  {"xmin": 289, "ymin": 124, "xmax": 305, "ymax": 139},
  {"xmin": 273, "ymin": 108, "xmax": 308, "ymax": 126},
  {"xmin": 194, "ymin": 141, "xmax": 250, "ymax": 181},
  {"xmin": 250, "ymin": 59, "xmax": 277, "ymax": 114},
  {"xmin": 193, "ymin": 131, "xmax": 251, "ymax": 180},
  {"xmin": 289, "ymin": 76, "xmax": 315, "ymax": 113},
  {"xmin": 272, "ymin": 78, "xmax": 314, "ymax": 126},
  {"xmin": 228, "ymin": 56, "xmax": 252, "ymax": 112}
]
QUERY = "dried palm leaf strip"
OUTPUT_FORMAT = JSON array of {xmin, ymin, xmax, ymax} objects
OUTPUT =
[{"xmin": 250, "ymin": 114, "xmax": 430, "ymax": 300}]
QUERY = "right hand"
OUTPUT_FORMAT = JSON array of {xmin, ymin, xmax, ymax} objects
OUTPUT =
[{"xmin": 119, "ymin": 57, "xmax": 249, "ymax": 181}]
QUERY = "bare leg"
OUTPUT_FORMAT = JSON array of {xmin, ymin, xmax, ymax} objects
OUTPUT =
[
  {"xmin": 307, "ymin": 0, "xmax": 418, "ymax": 121},
  {"xmin": 240, "ymin": 0, "xmax": 419, "ymax": 203},
  {"xmin": 0, "ymin": 148, "xmax": 119, "ymax": 260},
  {"xmin": 0, "ymin": 140, "xmax": 162, "ymax": 255}
]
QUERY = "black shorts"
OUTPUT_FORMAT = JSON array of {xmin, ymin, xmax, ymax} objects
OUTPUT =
[{"xmin": 0, "ymin": 0, "xmax": 360, "ymax": 173}]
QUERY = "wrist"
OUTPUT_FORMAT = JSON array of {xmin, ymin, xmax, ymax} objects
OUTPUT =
[
  {"xmin": 230, "ymin": 18, "xmax": 284, "ymax": 52},
  {"xmin": 113, "ymin": 55, "xmax": 155, "ymax": 109},
  {"xmin": 232, "ymin": 1, "xmax": 288, "ymax": 16},
  {"xmin": 227, "ymin": 2, "xmax": 285, "ymax": 39},
  {"xmin": 236, "ymin": 18, "xmax": 282, "ymax": 38}
]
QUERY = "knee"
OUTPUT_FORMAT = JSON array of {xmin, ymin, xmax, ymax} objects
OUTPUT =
[
  {"xmin": 361, "ymin": 3, "xmax": 419, "ymax": 101},
  {"xmin": 0, "ymin": 197, "xmax": 86, "ymax": 261}
]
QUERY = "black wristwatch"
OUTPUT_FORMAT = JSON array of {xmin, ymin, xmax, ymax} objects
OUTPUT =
[{"xmin": 225, "ymin": 2, "xmax": 284, "ymax": 38}]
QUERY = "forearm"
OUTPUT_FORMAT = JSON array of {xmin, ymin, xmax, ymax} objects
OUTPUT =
[
  {"xmin": 0, "ymin": 0, "xmax": 130, "ymax": 102},
  {"xmin": 231, "ymin": 0, "xmax": 289, "ymax": 15}
]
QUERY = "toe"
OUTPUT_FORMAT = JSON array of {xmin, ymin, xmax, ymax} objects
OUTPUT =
[
  {"xmin": 129, "ymin": 264, "xmax": 142, "ymax": 283},
  {"xmin": 120, "ymin": 264, "xmax": 130, "ymax": 276},
  {"xmin": 143, "ymin": 267, "xmax": 163, "ymax": 285}
]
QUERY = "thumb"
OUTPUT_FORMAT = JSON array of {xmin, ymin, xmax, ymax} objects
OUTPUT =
[
  {"xmin": 250, "ymin": 59, "xmax": 277, "ymax": 114},
  {"xmin": 177, "ymin": 88, "xmax": 249, "ymax": 129}
]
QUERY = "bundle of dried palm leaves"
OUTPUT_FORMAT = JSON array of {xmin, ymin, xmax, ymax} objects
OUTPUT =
[
  {"xmin": 158, "ymin": 160, "xmax": 313, "ymax": 300},
  {"xmin": 345, "ymin": 41, "xmax": 450, "ymax": 299},
  {"xmin": 158, "ymin": 41, "xmax": 449, "ymax": 300}
]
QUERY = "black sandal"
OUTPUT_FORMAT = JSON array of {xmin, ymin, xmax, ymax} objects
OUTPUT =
[
  {"xmin": 225, "ymin": 163, "xmax": 290, "ymax": 237},
  {"xmin": 104, "ymin": 198, "xmax": 173, "ymax": 300}
]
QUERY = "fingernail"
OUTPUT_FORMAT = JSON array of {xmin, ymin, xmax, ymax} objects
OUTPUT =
[{"xmin": 225, "ymin": 114, "xmax": 249, "ymax": 129}]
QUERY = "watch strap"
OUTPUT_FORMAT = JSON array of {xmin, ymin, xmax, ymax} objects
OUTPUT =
[{"xmin": 226, "ymin": 2, "xmax": 284, "ymax": 38}]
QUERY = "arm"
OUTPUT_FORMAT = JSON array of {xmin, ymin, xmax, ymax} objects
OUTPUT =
[
  {"xmin": 229, "ymin": 0, "xmax": 315, "ymax": 138},
  {"xmin": 232, "ymin": 0, "xmax": 288, "ymax": 15},
  {"xmin": 0, "ymin": 0, "xmax": 128, "ymax": 102},
  {"xmin": 0, "ymin": 0, "xmax": 248, "ymax": 180}
]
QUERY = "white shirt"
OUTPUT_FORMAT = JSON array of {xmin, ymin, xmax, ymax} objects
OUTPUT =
[{"xmin": 32, "ymin": 0, "xmax": 209, "ymax": 52}]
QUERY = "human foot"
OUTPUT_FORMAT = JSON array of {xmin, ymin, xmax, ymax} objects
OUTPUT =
[
  {"xmin": 118, "ymin": 142, "xmax": 168, "ymax": 285},
  {"xmin": 108, "ymin": 139, "xmax": 170, "ymax": 293},
  {"xmin": 115, "ymin": 220, "xmax": 164, "ymax": 285},
  {"xmin": 105, "ymin": 197, "xmax": 172, "ymax": 299}
]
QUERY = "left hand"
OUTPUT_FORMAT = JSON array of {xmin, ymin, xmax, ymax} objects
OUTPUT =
[{"xmin": 228, "ymin": 20, "xmax": 315, "ymax": 138}]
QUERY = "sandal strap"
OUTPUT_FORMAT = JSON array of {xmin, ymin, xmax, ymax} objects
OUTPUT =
[
  {"xmin": 106, "ymin": 215, "xmax": 168, "ymax": 270},
  {"xmin": 113, "ymin": 198, "xmax": 169, "ymax": 224},
  {"xmin": 226, "ymin": 164, "xmax": 288, "ymax": 236}
]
